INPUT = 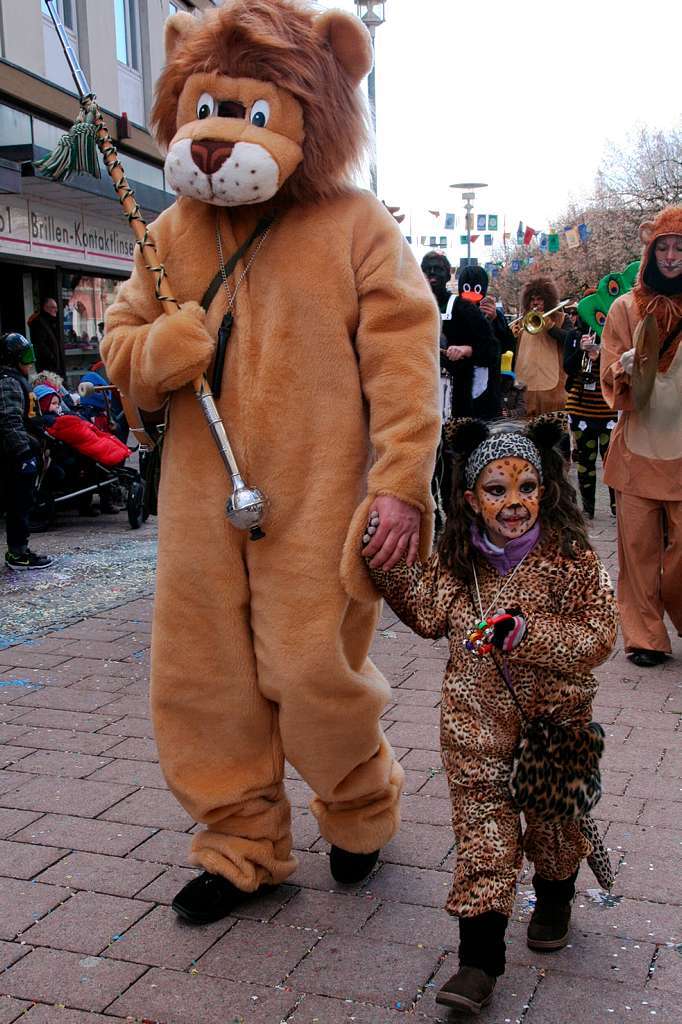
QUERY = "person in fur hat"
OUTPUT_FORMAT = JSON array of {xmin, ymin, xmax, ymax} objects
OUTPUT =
[
  {"xmin": 101, "ymin": 0, "xmax": 440, "ymax": 922},
  {"xmin": 364, "ymin": 416, "xmax": 617, "ymax": 1014},
  {"xmin": 600, "ymin": 207, "xmax": 682, "ymax": 668},
  {"xmin": 514, "ymin": 276, "xmax": 570, "ymax": 416}
]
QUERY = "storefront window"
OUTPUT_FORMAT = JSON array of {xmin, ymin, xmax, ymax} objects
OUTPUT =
[{"xmin": 60, "ymin": 273, "xmax": 120, "ymax": 388}]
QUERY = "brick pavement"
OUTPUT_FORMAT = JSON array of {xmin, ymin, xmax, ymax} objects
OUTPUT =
[{"xmin": 0, "ymin": 504, "xmax": 680, "ymax": 1024}]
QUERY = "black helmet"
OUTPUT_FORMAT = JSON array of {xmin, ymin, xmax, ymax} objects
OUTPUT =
[{"xmin": 0, "ymin": 333, "xmax": 35, "ymax": 367}]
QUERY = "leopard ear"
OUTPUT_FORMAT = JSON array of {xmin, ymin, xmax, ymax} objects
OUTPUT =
[
  {"xmin": 443, "ymin": 417, "xmax": 490, "ymax": 457},
  {"xmin": 315, "ymin": 9, "xmax": 373, "ymax": 85},
  {"xmin": 639, "ymin": 220, "xmax": 656, "ymax": 245},
  {"xmin": 164, "ymin": 11, "xmax": 196, "ymax": 61},
  {"xmin": 526, "ymin": 413, "xmax": 567, "ymax": 450}
]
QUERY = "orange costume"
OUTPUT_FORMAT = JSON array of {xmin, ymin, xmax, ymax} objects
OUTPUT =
[
  {"xmin": 514, "ymin": 277, "xmax": 569, "ymax": 416},
  {"xmin": 601, "ymin": 207, "xmax": 682, "ymax": 657},
  {"xmin": 102, "ymin": 0, "xmax": 440, "ymax": 893}
]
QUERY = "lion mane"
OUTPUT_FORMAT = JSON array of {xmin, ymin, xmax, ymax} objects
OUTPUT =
[
  {"xmin": 521, "ymin": 275, "xmax": 559, "ymax": 314},
  {"xmin": 151, "ymin": 0, "xmax": 372, "ymax": 207}
]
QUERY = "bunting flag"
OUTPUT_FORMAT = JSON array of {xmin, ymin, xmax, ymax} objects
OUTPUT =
[
  {"xmin": 420, "ymin": 235, "xmax": 427, "ymax": 245},
  {"xmin": 516, "ymin": 221, "xmax": 524, "ymax": 244},
  {"xmin": 445, "ymin": 212, "xmax": 456, "ymax": 230},
  {"xmin": 470, "ymin": 234, "xmax": 480, "ymax": 243},
  {"xmin": 523, "ymin": 226, "xmax": 536, "ymax": 245},
  {"xmin": 578, "ymin": 222, "xmax": 589, "ymax": 243},
  {"xmin": 484, "ymin": 234, "xmax": 493, "ymax": 246},
  {"xmin": 548, "ymin": 232, "xmax": 560, "ymax": 253},
  {"xmin": 564, "ymin": 225, "xmax": 580, "ymax": 249},
  {"xmin": 511, "ymin": 259, "xmax": 521, "ymax": 272},
  {"xmin": 429, "ymin": 235, "xmax": 437, "ymax": 246},
  {"xmin": 439, "ymin": 235, "xmax": 448, "ymax": 247},
  {"xmin": 477, "ymin": 214, "xmax": 486, "ymax": 231},
  {"xmin": 538, "ymin": 233, "xmax": 548, "ymax": 252},
  {"xmin": 488, "ymin": 215, "xmax": 498, "ymax": 231},
  {"xmin": 503, "ymin": 232, "xmax": 511, "ymax": 240},
  {"xmin": 428, "ymin": 210, "xmax": 440, "ymax": 218},
  {"xmin": 460, "ymin": 234, "xmax": 468, "ymax": 245}
]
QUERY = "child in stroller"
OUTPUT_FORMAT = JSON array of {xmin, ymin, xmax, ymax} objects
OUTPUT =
[{"xmin": 32, "ymin": 384, "xmax": 146, "ymax": 527}]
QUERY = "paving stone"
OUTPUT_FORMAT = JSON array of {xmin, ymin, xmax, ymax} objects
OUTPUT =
[
  {"xmin": 98, "ymin": 787, "xmax": 194, "ymax": 831},
  {"xmin": 416, "ymin": 955, "xmax": 539, "ymax": 1021},
  {"xmin": 9, "ymin": 727, "xmax": 122, "ymax": 756},
  {"xmin": 605, "ymin": 823, "xmax": 682, "ymax": 856},
  {"xmin": 415, "ymin": 771, "xmax": 450, "ymax": 798},
  {"xmin": 399, "ymin": 794, "xmax": 451, "ymax": 826},
  {"xmin": 401, "ymin": 769, "xmax": 433, "ymax": 796},
  {"xmin": 107, "ymin": 965, "xmax": 297, "ymax": 1022},
  {"xmin": 0, "ymin": 769, "xmax": 34, "ymax": 795},
  {"xmin": 0, "ymin": 652, "xmax": 72, "ymax": 670},
  {"xmin": 382, "ymin": 705, "xmax": 440, "ymax": 725},
  {"xmin": 101, "ymin": 737, "xmax": 158, "ymax": 761},
  {"xmin": 0, "ymin": 997, "xmax": 30, "ymax": 1024},
  {"xmin": 648, "ymin": 945, "xmax": 682, "ymax": 995},
  {"xmin": 399, "ymin": 749, "xmax": 445, "ymax": 772},
  {"xmin": 626, "ymin": 773, "xmax": 682, "ymax": 801},
  {"xmin": 612, "ymin": 853, "xmax": 682, "ymax": 903},
  {"xmin": 0, "ymin": 723, "xmax": 31, "ymax": 744},
  {"xmin": 1, "ymin": 776, "xmax": 136, "ymax": 816},
  {"xmin": 127, "ymin": 828, "xmax": 192, "ymax": 866},
  {"xmin": 4, "ymin": 749, "xmax": 113, "ymax": 779},
  {"xmin": 292, "ymin": 808, "xmax": 321, "ymax": 850},
  {"xmin": 397, "ymin": 670, "xmax": 443, "ymax": 692},
  {"xmin": 65, "ymin": 674, "xmax": 131, "ymax": 693},
  {"xmin": 287, "ymin": 993, "xmax": 424, "ymax": 1023},
  {"xmin": 523, "ymin": 972, "xmax": 680, "ymax": 1023},
  {"xmin": 192, "ymin": 917, "xmax": 317, "ymax": 984},
  {"xmin": 0, "ymin": 808, "xmax": 42, "ymax": 839},
  {"xmin": 387, "ymin": 688, "xmax": 440, "ymax": 707},
  {"xmin": 506, "ymin": 921, "xmax": 655, "ymax": 984},
  {"xmin": 381, "ymin": 822, "xmax": 453, "ymax": 869},
  {"xmin": 0, "ymin": 940, "xmax": 31, "ymax": 971},
  {"xmin": 0, "ymin": 947, "xmax": 146, "ymax": 1012},
  {"xmin": 593, "ymin": 794, "xmax": 646, "ymax": 824},
  {"xmin": 637, "ymin": 799, "xmax": 682, "ymax": 827},
  {"xmin": 0, "ymin": 839, "xmax": 67, "ymax": 879},
  {"xmin": 98, "ymin": 715, "xmax": 154, "ymax": 738},
  {"xmin": 84, "ymin": 757, "xmax": 166, "ymax": 788},
  {"xmin": 288, "ymin": 933, "xmax": 440, "ymax": 1006},
  {"xmin": 368, "ymin": 864, "xmax": 452, "ymax": 908},
  {"xmin": 36, "ymin": 851, "xmax": 164, "ymax": 897},
  {"xmin": 102, "ymin": 904, "xmax": 232, "ymax": 969},
  {"xmin": 288, "ymin": 850, "xmax": 338, "ymax": 891},
  {"xmin": 10, "ymin": 689, "xmax": 116, "ymax": 712},
  {"xmin": 360, "ymin": 900, "xmax": 456, "ymax": 950},
  {"xmin": 16, "ymin": 1009, "xmax": 141, "ymax": 1024},
  {"xmin": 573, "ymin": 893, "xmax": 682, "ymax": 944},
  {"xmin": 10, "ymin": 813, "xmax": 155, "ymax": 855},
  {"xmin": 94, "ymin": 696, "xmax": 150, "ymax": 717},
  {"xmin": 384, "ymin": 722, "xmax": 440, "ymax": 750},
  {"xmin": 8, "ymin": 709, "xmax": 120, "ymax": 733},
  {"xmin": 274, "ymin": 888, "xmax": 377, "ymax": 935},
  {"xmin": 19, "ymin": 890, "xmax": 152, "ymax": 954},
  {"xmin": 0, "ymin": 878, "xmax": 69, "ymax": 940}
]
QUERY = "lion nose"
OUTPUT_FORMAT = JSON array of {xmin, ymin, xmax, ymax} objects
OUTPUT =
[{"xmin": 190, "ymin": 140, "xmax": 234, "ymax": 175}]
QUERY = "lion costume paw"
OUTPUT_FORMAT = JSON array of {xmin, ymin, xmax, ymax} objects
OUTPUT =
[{"xmin": 142, "ymin": 301, "xmax": 216, "ymax": 393}]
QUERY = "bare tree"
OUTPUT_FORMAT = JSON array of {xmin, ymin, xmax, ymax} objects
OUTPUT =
[{"xmin": 595, "ymin": 124, "xmax": 682, "ymax": 219}]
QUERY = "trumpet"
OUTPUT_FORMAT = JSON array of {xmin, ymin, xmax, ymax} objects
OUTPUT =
[
  {"xmin": 509, "ymin": 299, "xmax": 570, "ymax": 336},
  {"xmin": 78, "ymin": 381, "xmax": 116, "ymax": 397}
]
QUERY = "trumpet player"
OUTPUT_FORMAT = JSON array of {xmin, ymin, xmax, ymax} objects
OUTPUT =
[{"xmin": 513, "ymin": 277, "xmax": 570, "ymax": 417}]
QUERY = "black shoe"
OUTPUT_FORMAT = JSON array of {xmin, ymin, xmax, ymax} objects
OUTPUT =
[
  {"xmin": 5, "ymin": 549, "xmax": 53, "ymax": 571},
  {"xmin": 172, "ymin": 871, "xmax": 263, "ymax": 925},
  {"xmin": 628, "ymin": 649, "xmax": 668, "ymax": 668},
  {"xmin": 527, "ymin": 901, "xmax": 572, "ymax": 951},
  {"xmin": 583, "ymin": 506, "xmax": 594, "ymax": 520},
  {"xmin": 329, "ymin": 845, "xmax": 380, "ymax": 884},
  {"xmin": 435, "ymin": 966, "xmax": 497, "ymax": 1013}
]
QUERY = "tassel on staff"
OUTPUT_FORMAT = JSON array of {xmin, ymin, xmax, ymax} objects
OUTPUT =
[{"xmin": 33, "ymin": 104, "xmax": 101, "ymax": 182}]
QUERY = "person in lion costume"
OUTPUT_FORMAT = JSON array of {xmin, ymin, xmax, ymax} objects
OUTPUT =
[{"xmin": 101, "ymin": 0, "xmax": 440, "ymax": 924}]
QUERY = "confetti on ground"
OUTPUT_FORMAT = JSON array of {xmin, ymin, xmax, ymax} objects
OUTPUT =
[{"xmin": 586, "ymin": 888, "xmax": 624, "ymax": 909}]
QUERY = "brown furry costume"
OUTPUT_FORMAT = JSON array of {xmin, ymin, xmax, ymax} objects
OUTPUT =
[
  {"xmin": 101, "ymin": 0, "xmax": 441, "ymax": 890},
  {"xmin": 600, "ymin": 207, "xmax": 682, "ymax": 654},
  {"xmin": 514, "ymin": 276, "xmax": 568, "ymax": 415}
]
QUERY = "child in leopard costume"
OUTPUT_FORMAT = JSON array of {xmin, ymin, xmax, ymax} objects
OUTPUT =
[{"xmin": 363, "ymin": 417, "xmax": 617, "ymax": 1015}]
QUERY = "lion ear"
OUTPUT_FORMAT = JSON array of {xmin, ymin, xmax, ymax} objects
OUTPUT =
[
  {"xmin": 164, "ymin": 11, "xmax": 196, "ymax": 61},
  {"xmin": 639, "ymin": 220, "xmax": 656, "ymax": 245},
  {"xmin": 316, "ymin": 10, "xmax": 373, "ymax": 85}
]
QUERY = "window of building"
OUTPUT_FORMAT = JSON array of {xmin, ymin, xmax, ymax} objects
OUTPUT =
[
  {"xmin": 0, "ymin": 104, "xmax": 32, "ymax": 152},
  {"xmin": 115, "ymin": 0, "xmax": 140, "ymax": 71},
  {"xmin": 61, "ymin": 273, "xmax": 121, "ymax": 388},
  {"xmin": 40, "ymin": 0, "xmax": 76, "ymax": 32}
]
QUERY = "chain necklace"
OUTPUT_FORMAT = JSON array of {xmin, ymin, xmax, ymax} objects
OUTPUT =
[
  {"xmin": 215, "ymin": 213, "xmax": 272, "ymax": 312},
  {"xmin": 471, "ymin": 552, "xmax": 529, "ymax": 623}
]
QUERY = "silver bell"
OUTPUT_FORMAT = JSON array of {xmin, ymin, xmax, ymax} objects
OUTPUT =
[{"xmin": 225, "ymin": 475, "xmax": 268, "ymax": 536}]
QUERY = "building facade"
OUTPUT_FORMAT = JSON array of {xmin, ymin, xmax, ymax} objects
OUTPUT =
[{"xmin": 0, "ymin": 0, "xmax": 216, "ymax": 386}]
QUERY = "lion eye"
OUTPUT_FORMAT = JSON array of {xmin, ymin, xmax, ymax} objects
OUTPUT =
[
  {"xmin": 250, "ymin": 100, "xmax": 270, "ymax": 128},
  {"xmin": 197, "ymin": 93, "xmax": 216, "ymax": 120}
]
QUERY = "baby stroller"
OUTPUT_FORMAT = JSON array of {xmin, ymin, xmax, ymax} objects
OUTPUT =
[{"xmin": 33, "ymin": 384, "xmax": 148, "ymax": 529}]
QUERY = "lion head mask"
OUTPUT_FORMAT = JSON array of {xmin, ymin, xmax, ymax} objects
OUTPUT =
[{"xmin": 151, "ymin": 0, "xmax": 373, "ymax": 208}]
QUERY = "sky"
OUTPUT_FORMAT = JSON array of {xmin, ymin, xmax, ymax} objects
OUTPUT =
[{"xmin": 319, "ymin": 0, "xmax": 681, "ymax": 260}]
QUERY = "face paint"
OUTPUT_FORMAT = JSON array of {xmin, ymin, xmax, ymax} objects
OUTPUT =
[
  {"xmin": 464, "ymin": 458, "xmax": 543, "ymax": 547},
  {"xmin": 422, "ymin": 259, "xmax": 450, "ymax": 295},
  {"xmin": 654, "ymin": 234, "xmax": 682, "ymax": 280}
]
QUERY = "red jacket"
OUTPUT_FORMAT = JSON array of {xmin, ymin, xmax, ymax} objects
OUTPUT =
[{"xmin": 46, "ymin": 415, "xmax": 130, "ymax": 466}]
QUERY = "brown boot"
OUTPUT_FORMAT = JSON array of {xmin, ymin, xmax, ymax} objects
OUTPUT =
[
  {"xmin": 435, "ymin": 966, "xmax": 497, "ymax": 1014},
  {"xmin": 527, "ymin": 900, "xmax": 572, "ymax": 950}
]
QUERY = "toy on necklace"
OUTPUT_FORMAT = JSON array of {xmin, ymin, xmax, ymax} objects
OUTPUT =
[{"xmin": 463, "ymin": 613, "xmax": 515, "ymax": 657}]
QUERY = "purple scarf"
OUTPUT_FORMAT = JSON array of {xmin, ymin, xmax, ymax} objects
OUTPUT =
[{"xmin": 470, "ymin": 521, "xmax": 541, "ymax": 576}]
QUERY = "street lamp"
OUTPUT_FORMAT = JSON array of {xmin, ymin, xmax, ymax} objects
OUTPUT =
[
  {"xmin": 355, "ymin": 1, "xmax": 387, "ymax": 195},
  {"xmin": 451, "ymin": 181, "xmax": 488, "ymax": 265}
]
